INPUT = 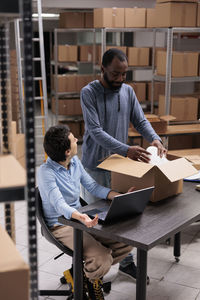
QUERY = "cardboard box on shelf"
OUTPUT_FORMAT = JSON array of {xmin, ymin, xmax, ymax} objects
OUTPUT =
[
  {"xmin": 55, "ymin": 75, "xmax": 77, "ymax": 93},
  {"xmin": 94, "ymin": 8, "xmax": 125, "ymax": 28},
  {"xmin": 57, "ymin": 45, "xmax": 78, "ymax": 62},
  {"xmin": 51, "ymin": 98, "xmax": 82, "ymax": 116},
  {"xmin": 59, "ymin": 12, "xmax": 85, "ymax": 28},
  {"xmin": 79, "ymin": 45, "xmax": 101, "ymax": 63},
  {"xmin": 98, "ymin": 154, "xmax": 197, "ymax": 202},
  {"xmin": 59, "ymin": 120, "xmax": 82, "ymax": 138},
  {"xmin": 156, "ymin": 51, "xmax": 199, "ymax": 77},
  {"xmin": 157, "ymin": 0, "xmax": 198, "ymax": 3},
  {"xmin": 168, "ymin": 135, "xmax": 195, "ymax": 150},
  {"xmin": 128, "ymin": 47, "xmax": 150, "ymax": 66},
  {"xmin": 0, "ymin": 225, "xmax": 29, "ymax": 300},
  {"xmin": 146, "ymin": 8, "xmax": 157, "ymax": 28},
  {"xmin": 158, "ymin": 95, "xmax": 199, "ymax": 121},
  {"xmin": 168, "ymin": 148, "xmax": 200, "ymax": 170},
  {"xmin": 145, "ymin": 114, "xmax": 176, "ymax": 133},
  {"xmin": 147, "ymin": 2, "xmax": 197, "ymax": 27},
  {"xmin": 147, "ymin": 82, "xmax": 165, "ymax": 101},
  {"xmin": 124, "ymin": 8, "xmax": 146, "ymax": 28},
  {"xmin": 76, "ymin": 74, "xmax": 94, "ymax": 92},
  {"xmin": 127, "ymin": 82, "xmax": 146, "ymax": 102},
  {"xmin": 10, "ymin": 121, "xmax": 25, "ymax": 167},
  {"xmin": 84, "ymin": 12, "xmax": 94, "ymax": 28}
]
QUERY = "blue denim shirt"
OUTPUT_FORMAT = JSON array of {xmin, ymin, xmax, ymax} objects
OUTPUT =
[{"xmin": 37, "ymin": 156, "xmax": 111, "ymax": 227}]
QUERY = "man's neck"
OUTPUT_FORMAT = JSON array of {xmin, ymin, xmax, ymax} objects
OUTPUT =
[
  {"xmin": 59, "ymin": 157, "xmax": 71, "ymax": 169},
  {"xmin": 100, "ymin": 78, "xmax": 109, "ymax": 89}
]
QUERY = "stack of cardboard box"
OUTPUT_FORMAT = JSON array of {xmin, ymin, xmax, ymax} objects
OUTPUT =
[
  {"xmin": 147, "ymin": 0, "xmax": 198, "ymax": 28},
  {"xmin": 59, "ymin": 11, "xmax": 93, "ymax": 28}
]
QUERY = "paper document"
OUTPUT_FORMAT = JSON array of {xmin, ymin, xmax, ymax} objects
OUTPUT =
[{"xmin": 184, "ymin": 171, "xmax": 200, "ymax": 182}]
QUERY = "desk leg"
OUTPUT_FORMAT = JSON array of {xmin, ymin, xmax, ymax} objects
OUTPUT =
[
  {"xmin": 174, "ymin": 232, "xmax": 181, "ymax": 262},
  {"xmin": 73, "ymin": 228, "xmax": 83, "ymax": 300},
  {"xmin": 136, "ymin": 248, "xmax": 147, "ymax": 300}
]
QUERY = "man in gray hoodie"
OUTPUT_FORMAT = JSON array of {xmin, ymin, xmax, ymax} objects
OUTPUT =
[{"xmin": 80, "ymin": 48, "xmax": 166, "ymax": 283}]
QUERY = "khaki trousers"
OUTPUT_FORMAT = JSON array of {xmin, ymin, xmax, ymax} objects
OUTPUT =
[{"xmin": 51, "ymin": 225, "xmax": 133, "ymax": 281}]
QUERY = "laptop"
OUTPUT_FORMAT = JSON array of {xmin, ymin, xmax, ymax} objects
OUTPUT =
[{"xmin": 84, "ymin": 186, "xmax": 154, "ymax": 224}]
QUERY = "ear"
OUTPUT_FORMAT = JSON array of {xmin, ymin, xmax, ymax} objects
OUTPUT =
[{"xmin": 65, "ymin": 149, "xmax": 71, "ymax": 158}]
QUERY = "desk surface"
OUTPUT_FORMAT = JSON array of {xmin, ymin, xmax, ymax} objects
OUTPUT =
[
  {"xmin": 59, "ymin": 182, "xmax": 200, "ymax": 251},
  {"xmin": 128, "ymin": 124, "xmax": 200, "ymax": 138}
]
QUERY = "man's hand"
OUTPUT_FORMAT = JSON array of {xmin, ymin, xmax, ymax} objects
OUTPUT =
[
  {"xmin": 72, "ymin": 211, "xmax": 98, "ymax": 228},
  {"xmin": 151, "ymin": 140, "xmax": 167, "ymax": 158},
  {"xmin": 127, "ymin": 145, "xmax": 151, "ymax": 163},
  {"xmin": 128, "ymin": 186, "xmax": 136, "ymax": 193}
]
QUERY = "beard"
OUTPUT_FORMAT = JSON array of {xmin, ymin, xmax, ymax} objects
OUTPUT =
[{"xmin": 103, "ymin": 72, "xmax": 123, "ymax": 91}]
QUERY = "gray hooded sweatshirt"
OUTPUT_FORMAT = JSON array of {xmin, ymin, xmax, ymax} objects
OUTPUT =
[{"xmin": 81, "ymin": 80, "xmax": 161, "ymax": 170}]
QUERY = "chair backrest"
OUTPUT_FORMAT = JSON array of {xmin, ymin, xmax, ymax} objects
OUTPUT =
[{"xmin": 35, "ymin": 187, "xmax": 73, "ymax": 257}]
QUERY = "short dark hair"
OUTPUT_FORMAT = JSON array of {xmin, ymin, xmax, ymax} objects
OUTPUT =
[
  {"xmin": 43, "ymin": 125, "xmax": 71, "ymax": 162},
  {"xmin": 102, "ymin": 48, "xmax": 128, "ymax": 67}
]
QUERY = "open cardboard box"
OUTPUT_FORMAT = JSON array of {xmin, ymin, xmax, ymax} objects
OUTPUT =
[
  {"xmin": 168, "ymin": 149, "xmax": 200, "ymax": 170},
  {"xmin": 98, "ymin": 154, "xmax": 198, "ymax": 202}
]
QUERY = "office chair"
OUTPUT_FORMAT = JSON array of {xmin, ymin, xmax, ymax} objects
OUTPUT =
[
  {"xmin": 35, "ymin": 187, "xmax": 73, "ymax": 299},
  {"xmin": 35, "ymin": 188, "xmax": 111, "ymax": 298}
]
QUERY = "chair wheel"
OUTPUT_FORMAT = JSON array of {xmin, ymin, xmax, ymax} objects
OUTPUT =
[
  {"xmin": 60, "ymin": 275, "xmax": 67, "ymax": 284},
  {"xmin": 175, "ymin": 257, "xmax": 180, "ymax": 263}
]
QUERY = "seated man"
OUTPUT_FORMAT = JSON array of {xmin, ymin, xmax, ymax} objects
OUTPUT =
[{"xmin": 37, "ymin": 125, "xmax": 133, "ymax": 300}]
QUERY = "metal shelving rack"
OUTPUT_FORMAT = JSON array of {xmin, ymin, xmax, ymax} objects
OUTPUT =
[
  {"xmin": 0, "ymin": 0, "xmax": 38, "ymax": 299},
  {"xmin": 152, "ymin": 27, "xmax": 200, "ymax": 118},
  {"xmin": 100, "ymin": 27, "xmax": 200, "ymax": 121},
  {"xmin": 52, "ymin": 28, "xmax": 97, "ymax": 126}
]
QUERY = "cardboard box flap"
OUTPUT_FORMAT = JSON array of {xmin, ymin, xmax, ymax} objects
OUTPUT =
[
  {"xmin": 97, "ymin": 154, "xmax": 153, "ymax": 178},
  {"xmin": 157, "ymin": 157, "xmax": 198, "ymax": 182},
  {"xmin": 159, "ymin": 115, "xmax": 176, "ymax": 121}
]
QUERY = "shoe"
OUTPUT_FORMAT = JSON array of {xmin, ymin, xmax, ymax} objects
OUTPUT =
[
  {"xmin": 63, "ymin": 265, "xmax": 90, "ymax": 299},
  {"xmin": 86, "ymin": 278, "xmax": 105, "ymax": 300},
  {"xmin": 118, "ymin": 262, "xmax": 150, "ymax": 285}
]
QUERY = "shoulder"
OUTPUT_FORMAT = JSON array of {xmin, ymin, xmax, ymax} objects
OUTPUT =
[
  {"xmin": 81, "ymin": 80, "xmax": 102, "ymax": 96},
  {"xmin": 38, "ymin": 162, "xmax": 54, "ymax": 179},
  {"xmin": 121, "ymin": 83, "xmax": 136, "ymax": 100},
  {"xmin": 71, "ymin": 155, "xmax": 82, "ymax": 167}
]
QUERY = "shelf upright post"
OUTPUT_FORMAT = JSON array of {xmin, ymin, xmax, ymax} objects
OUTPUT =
[
  {"xmin": 54, "ymin": 28, "xmax": 58, "ymax": 124},
  {"xmin": 165, "ymin": 28, "xmax": 173, "ymax": 116},
  {"xmin": 164, "ymin": 28, "xmax": 173, "ymax": 148},
  {"xmin": 151, "ymin": 28, "xmax": 156, "ymax": 114},
  {"xmin": 20, "ymin": 0, "xmax": 38, "ymax": 298},
  {"xmin": 101, "ymin": 28, "xmax": 106, "ymax": 58},
  {"xmin": 92, "ymin": 28, "xmax": 96, "ymax": 77}
]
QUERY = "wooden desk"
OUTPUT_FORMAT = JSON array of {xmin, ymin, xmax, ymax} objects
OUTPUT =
[{"xmin": 59, "ymin": 182, "xmax": 200, "ymax": 300}]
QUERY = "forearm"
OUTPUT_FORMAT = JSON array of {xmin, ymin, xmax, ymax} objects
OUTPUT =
[{"xmin": 107, "ymin": 190, "xmax": 121, "ymax": 200}]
